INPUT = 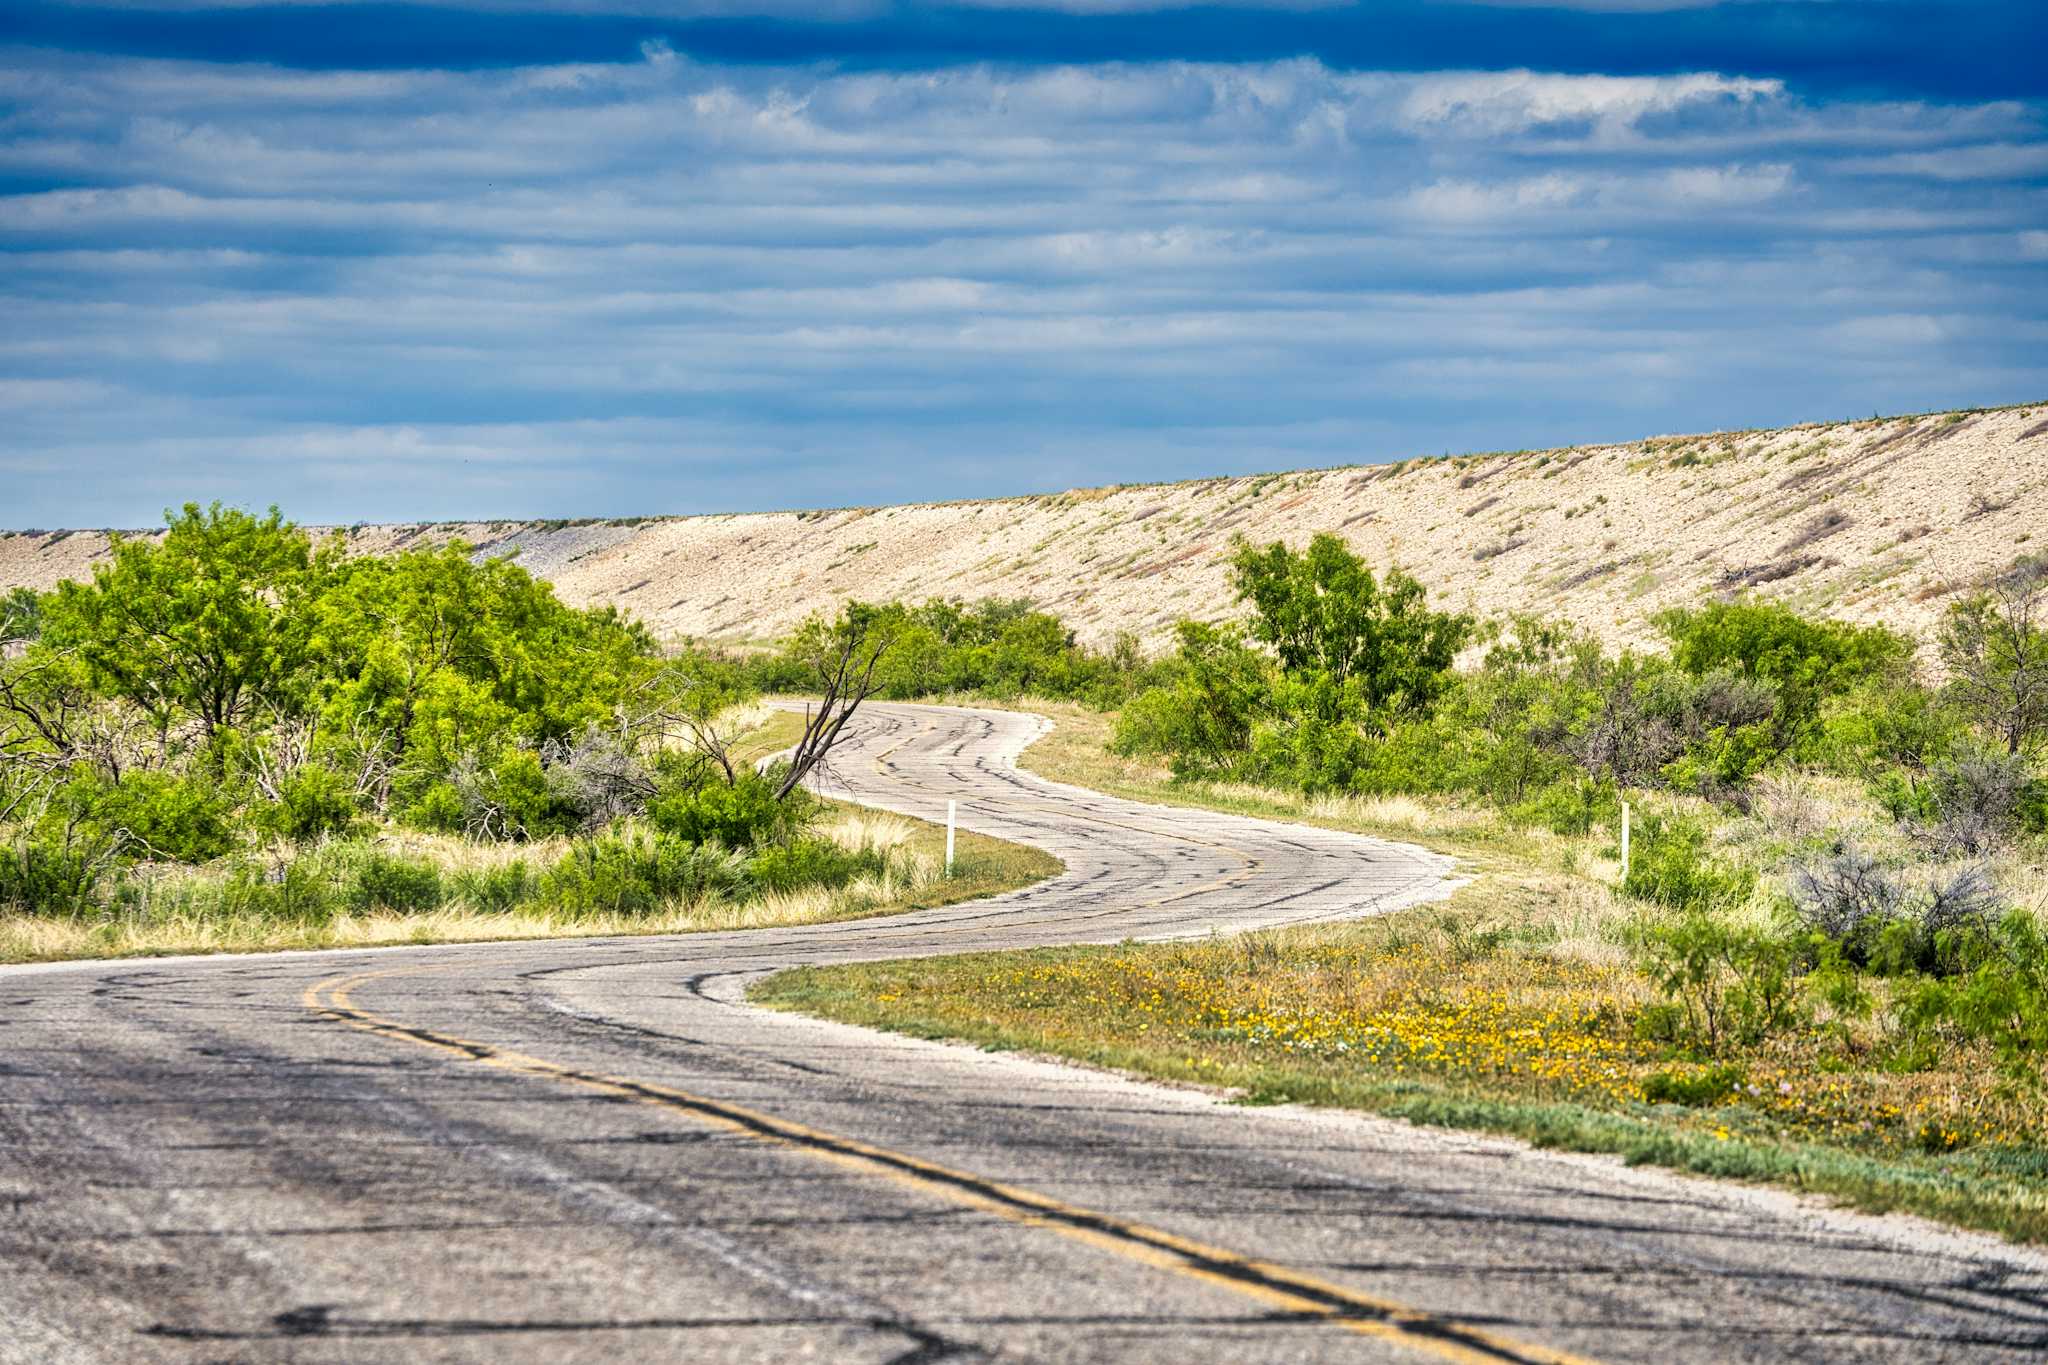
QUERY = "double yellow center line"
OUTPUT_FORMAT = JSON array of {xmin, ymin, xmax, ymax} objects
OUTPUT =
[{"xmin": 305, "ymin": 968, "xmax": 1594, "ymax": 1364}]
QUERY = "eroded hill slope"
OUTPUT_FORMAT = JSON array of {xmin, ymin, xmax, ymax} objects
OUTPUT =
[{"xmin": 5, "ymin": 404, "xmax": 2044, "ymax": 650}]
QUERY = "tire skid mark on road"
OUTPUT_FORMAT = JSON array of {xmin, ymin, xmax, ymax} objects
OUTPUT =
[
  {"xmin": 303, "ymin": 967, "xmax": 1595, "ymax": 1365},
  {"xmin": 856, "ymin": 727, "xmax": 1263, "ymax": 897},
  {"xmin": 838, "ymin": 711, "xmax": 1333, "ymax": 925}
]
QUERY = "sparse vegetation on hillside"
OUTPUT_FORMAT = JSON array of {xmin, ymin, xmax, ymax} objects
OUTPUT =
[{"xmin": 3, "ymin": 405, "xmax": 2040, "ymax": 659}]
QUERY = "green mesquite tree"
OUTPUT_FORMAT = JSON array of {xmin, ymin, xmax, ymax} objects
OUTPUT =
[
  {"xmin": 40, "ymin": 503, "xmax": 317, "ymax": 739},
  {"xmin": 1940, "ymin": 556, "xmax": 2048, "ymax": 756},
  {"xmin": 1229, "ymin": 532, "xmax": 1472, "ymax": 718}
]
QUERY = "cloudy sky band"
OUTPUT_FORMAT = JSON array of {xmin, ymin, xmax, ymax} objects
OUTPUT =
[
  {"xmin": 0, "ymin": 2, "xmax": 2043, "ymax": 526},
  {"xmin": 5, "ymin": 1, "xmax": 2047, "ymax": 101}
]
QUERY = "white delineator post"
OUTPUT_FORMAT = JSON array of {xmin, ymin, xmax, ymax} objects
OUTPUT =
[
  {"xmin": 946, "ymin": 800, "xmax": 957, "ymax": 876},
  {"xmin": 1620, "ymin": 800, "xmax": 1632, "ymax": 881}
]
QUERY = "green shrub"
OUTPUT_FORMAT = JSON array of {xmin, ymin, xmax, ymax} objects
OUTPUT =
[
  {"xmin": 647, "ymin": 771, "xmax": 804, "ymax": 850},
  {"xmin": 75, "ymin": 770, "xmax": 239, "ymax": 864},
  {"xmin": 1655, "ymin": 599, "xmax": 1912, "ymax": 746},
  {"xmin": 0, "ymin": 586, "xmax": 42, "ymax": 644},
  {"xmin": 2024, "ymin": 778, "xmax": 2048, "ymax": 837},
  {"xmin": 747, "ymin": 596, "xmax": 1161, "ymax": 708},
  {"xmin": 1658, "ymin": 719, "xmax": 1778, "ymax": 796},
  {"xmin": 1111, "ymin": 536, "xmax": 1472, "ymax": 794},
  {"xmin": 1633, "ymin": 912, "xmax": 1802, "ymax": 1050},
  {"xmin": 1246, "ymin": 701, "xmax": 1375, "ymax": 795},
  {"xmin": 1231, "ymin": 533, "xmax": 1472, "ymax": 715},
  {"xmin": 405, "ymin": 781, "xmax": 467, "ymax": 834},
  {"xmin": 1813, "ymin": 679, "xmax": 1967, "ymax": 777},
  {"xmin": 1111, "ymin": 622, "xmax": 1271, "ymax": 780},
  {"xmin": 255, "ymin": 764, "xmax": 361, "ymax": 842},
  {"xmin": 448, "ymin": 860, "xmax": 535, "ymax": 914},
  {"xmin": 1508, "ymin": 777, "xmax": 1616, "ymax": 836},
  {"xmin": 539, "ymin": 831, "xmax": 750, "ymax": 917},
  {"xmin": 737, "ymin": 650, "xmax": 815, "ymax": 694},
  {"xmin": 1870, "ymin": 770, "xmax": 1940, "ymax": 824},
  {"xmin": 340, "ymin": 848, "xmax": 444, "ymax": 914},
  {"xmin": 1923, "ymin": 750, "xmax": 2044, "ymax": 854},
  {"xmin": 1938, "ymin": 556, "xmax": 2048, "ymax": 757},
  {"xmin": 1643, "ymin": 1064, "xmax": 1747, "ymax": 1107},
  {"xmin": 193, "ymin": 858, "xmax": 341, "ymax": 924},
  {"xmin": 37, "ymin": 503, "xmax": 316, "ymax": 738},
  {"xmin": 1622, "ymin": 814, "xmax": 1756, "ymax": 914},
  {"xmin": 749, "ymin": 836, "xmax": 883, "ymax": 894},
  {"xmin": 312, "ymin": 541, "xmax": 654, "ymax": 774},
  {"xmin": 0, "ymin": 834, "xmax": 103, "ymax": 914},
  {"xmin": 1897, "ymin": 911, "xmax": 2048, "ymax": 1085},
  {"xmin": 1790, "ymin": 848, "xmax": 2004, "ymax": 976},
  {"xmin": 466, "ymin": 749, "xmax": 584, "ymax": 841}
]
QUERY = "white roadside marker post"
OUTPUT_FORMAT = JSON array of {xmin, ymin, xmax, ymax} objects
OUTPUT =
[
  {"xmin": 946, "ymin": 800, "xmax": 957, "ymax": 877},
  {"xmin": 1620, "ymin": 800, "xmax": 1632, "ymax": 882}
]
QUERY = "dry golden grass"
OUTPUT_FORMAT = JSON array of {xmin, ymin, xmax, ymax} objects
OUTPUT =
[
  {"xmin": 720, "ymin": 697, "xmax": 780, "ymax": 736},
  {"xmin": 1300, "ymin": 789, "xmax": 1495, "ymax": 836},
  {"xmin": 1, "ymin": 897, "xmax": 843, "ymax": 961},
  {"xmin": 2003, "ymin": 859, "xmax": 2048, "ymax": 923}
]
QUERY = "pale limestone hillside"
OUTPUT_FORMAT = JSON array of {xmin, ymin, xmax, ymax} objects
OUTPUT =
[{"xmin": 4, "ymin": 403, "xmax": 2044, "ymax": 654}]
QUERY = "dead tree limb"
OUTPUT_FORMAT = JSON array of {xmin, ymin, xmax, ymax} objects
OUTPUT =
[{"xmin": 776, "ymin": 606, "xmax": 899, "ymax": 801}]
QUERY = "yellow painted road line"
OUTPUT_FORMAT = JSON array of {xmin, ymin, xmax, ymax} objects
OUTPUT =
[{"xmin": 304, "ymin": 968, "xmax": 1596, "ymax": 1365}]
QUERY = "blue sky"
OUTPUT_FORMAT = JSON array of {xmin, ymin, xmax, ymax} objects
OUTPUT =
[{"xmin": 2, "ymin": 2, "xmax": 2045, "ymax": 527}]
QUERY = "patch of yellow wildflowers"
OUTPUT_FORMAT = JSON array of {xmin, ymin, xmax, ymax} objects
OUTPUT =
[{"xmin": 910, "ymin": 939, "xmax": 2047, "ymax": 1159}]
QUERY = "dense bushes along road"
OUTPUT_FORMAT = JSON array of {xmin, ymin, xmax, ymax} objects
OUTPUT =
[{"xmin": 0, "ymin": 505, "xmax": 1050, "ymax": 957}]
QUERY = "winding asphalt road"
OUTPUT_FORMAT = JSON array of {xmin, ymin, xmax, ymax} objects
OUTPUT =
[{"xmin": 4, "ymin": 702, "xmax": 2046, "ymax": 1363}]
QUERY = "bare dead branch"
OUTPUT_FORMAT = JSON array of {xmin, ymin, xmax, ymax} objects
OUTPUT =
[{"xmin": 775, "ymin": 609, "xmax": 899, "ymax": 800}]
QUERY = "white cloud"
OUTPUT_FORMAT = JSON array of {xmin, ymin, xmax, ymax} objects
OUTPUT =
[
  {"xmin": 1403, "ymin": 173, "xmax": 1590, "ymax": 222},
  {"xmin": 1398, "ymin": 70, "xmax": 1782, "ymax": 138},
  {"xmin": 1827, "ymin": 313, "xmax": 1950, "ymax": 349},
  {"xmin": 1399, "ymin": 161, "xmax": 1792, "ymax": 224},
  {"xmin": 1662, "ymin": 162, "xmax": 1793, "ymax": 205},
  {"xmin": 1838, "ymin": 142, "xmax": 2048, "ymax": 181}
]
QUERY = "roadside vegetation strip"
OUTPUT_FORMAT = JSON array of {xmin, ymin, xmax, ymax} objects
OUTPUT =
[
  {"xmin": 0, "ymin": 706, "xmax": 1059, "ymax": 964},
  {"xmin": 1002, "ymin": 707, "xmax": 2048, "ymax": 1145},
  {"xmin": 2, "ymin": 512, "xmax": 1083, "ymax": 965},
  {"xmin": 0, "ymin": 803, "xmax": 1054, "ymax": 965},
  {"xmin": 303, "ymin": 967, "xmax": 1597, "ymax": 1365},
  {"xmin": 751, "ymin": 923, "xmax": 2048, "ymax": 1245}
]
